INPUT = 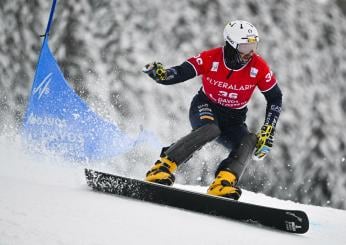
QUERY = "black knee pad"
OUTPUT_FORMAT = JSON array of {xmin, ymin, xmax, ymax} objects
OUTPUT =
[{"xmin": 164, "ymin": 123, "xmax": 221, "ymax": 165}]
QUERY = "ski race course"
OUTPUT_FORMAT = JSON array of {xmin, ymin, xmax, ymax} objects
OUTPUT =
[
  {"xmin": 1, "ymin": 137, "xmax": 346, "ymax": 245},
  {"xmin": 2, "ymin": 1, "xmax": 346, "ymax": 244}
]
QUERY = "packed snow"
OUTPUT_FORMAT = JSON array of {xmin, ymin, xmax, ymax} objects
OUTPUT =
[{"xmin": 1, "ymin": 135, "xmax": 346, "ymax": 245}]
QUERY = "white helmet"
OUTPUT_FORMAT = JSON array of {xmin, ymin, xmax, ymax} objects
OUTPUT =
[{"xmin": 223, "ymin": 20, "xmax": 259, "ymax": 54}]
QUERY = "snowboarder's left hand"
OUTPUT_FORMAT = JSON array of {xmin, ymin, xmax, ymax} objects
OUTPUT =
[{"xmin": 253, "ymin": 124, "xmax": 274, "ymax": 161}]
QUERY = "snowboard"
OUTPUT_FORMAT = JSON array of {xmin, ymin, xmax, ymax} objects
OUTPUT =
[{"xmin": 85, "ymin": 168, "xmax": 309, "ymax": 234}]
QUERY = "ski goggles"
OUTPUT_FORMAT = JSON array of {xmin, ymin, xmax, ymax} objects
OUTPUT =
[{"xmin": 237, "ymin": 36, "xmax": 258, "ymax": 54}]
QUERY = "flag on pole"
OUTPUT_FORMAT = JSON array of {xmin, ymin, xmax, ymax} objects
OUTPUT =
[{"xmin": 22, "ymin": 0, "xmax": 157, "ymax": 161}]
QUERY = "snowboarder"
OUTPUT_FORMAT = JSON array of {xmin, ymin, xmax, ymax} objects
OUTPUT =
[{"xmin": 142, "ymin": 20, "xmax": 282, "ymax": 200}]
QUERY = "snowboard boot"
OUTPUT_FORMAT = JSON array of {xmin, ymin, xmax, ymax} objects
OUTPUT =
[
  {"xmin": 145, "ymin": 156, "xmax": 177, "ymax": 186},
  {"xmin": 207, "ymin": 170, "xmax": 242, "ymax": 200}
]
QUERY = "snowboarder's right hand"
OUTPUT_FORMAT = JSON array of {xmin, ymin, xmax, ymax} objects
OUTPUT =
[{"xmin": 142, "ymin": 62, "xmax": 168, "ymax": 82}]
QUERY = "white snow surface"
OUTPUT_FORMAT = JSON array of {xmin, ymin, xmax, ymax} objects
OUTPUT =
[{"xmin": 1, "ymin": 136, "xmax": 346, "ymax": 245}]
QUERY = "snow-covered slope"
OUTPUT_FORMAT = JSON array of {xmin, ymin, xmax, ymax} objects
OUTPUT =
[{"xmin": 1, "ymin": 137, "xmax": 346, "ymax": 245}]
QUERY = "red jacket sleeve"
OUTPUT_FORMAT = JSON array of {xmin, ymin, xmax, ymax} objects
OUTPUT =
[
  {"xmin": 186, "ymin": 50, "xmax": 211, "ymax": 76},
  {"xmin": 257, "ymin": 59, "xmax": 277, "ymax": 92}
]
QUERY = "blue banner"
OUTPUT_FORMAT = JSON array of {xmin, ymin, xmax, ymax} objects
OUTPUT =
[
  {"xmin": 22, "ymin": 38, "xmax": 141, "ymax": 161},
  {"xmin": 22, "ymin": 0, "xmax": 161, "ymax": 162}
]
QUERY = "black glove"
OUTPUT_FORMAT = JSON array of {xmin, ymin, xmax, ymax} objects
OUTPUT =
[{"xmin": 142, "ymin": 62, "xmax": 176, "ymax": 83}]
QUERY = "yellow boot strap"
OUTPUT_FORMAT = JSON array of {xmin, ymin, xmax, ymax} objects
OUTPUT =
[
  {"xmin": 217, "ymin": 171, "xmax": 237, "ymax": 185},
  {"xmin": 160, "ymin": 156, "xmax": 177, "ymax": 173}
]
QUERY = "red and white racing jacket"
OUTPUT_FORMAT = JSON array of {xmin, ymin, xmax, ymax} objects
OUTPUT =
[{"xmin": 187, "ymin": 47, "xmax": 277, "ymax": 109}]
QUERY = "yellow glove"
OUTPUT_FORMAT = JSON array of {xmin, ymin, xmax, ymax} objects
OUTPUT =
[
  {"xmin": 142, "ymin": 62, "xmax": 167, "ymax": 81},
  {"xmin": 253, "ymin": 124, "xmax": 274, "ymax": 161}
]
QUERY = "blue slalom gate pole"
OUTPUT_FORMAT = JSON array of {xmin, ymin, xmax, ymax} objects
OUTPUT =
[{"xmin": 42, "ymin": 0, "xmax": 57, "ymax": 42}]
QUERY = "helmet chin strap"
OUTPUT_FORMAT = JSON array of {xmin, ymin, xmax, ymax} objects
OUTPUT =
[{"xmin": 224, "ymin": 42, "xmax": 247, "ymax": 70}]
